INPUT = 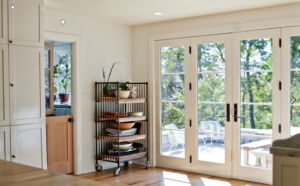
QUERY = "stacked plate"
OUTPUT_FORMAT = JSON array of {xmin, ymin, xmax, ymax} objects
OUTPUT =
[
  {"xmin": 108, "ymin": 142, "xmax": 137, "ymax": 155},
  {"xmin": 106, "ymin": 128, "xmax": 137, "ymax": 136}
]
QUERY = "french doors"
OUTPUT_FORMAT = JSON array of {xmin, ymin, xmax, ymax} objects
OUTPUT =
[
  {"xmin": 155, "ymin": 28, "xmax": 282, "ymax": 184},
  {"xmin": 190, "ymin": 34, "xmax": 233, "ymax": 178},
  {"xmin": 155, "ymin": 38, "xmax": 192, "ymax": 170},
  {"xmin": 232, "ymin": 29, "xmax": 281, "ymax": 184},
  {"xmin": 282, "ymin": 26, "xmax": 300, "ymax": 139}
]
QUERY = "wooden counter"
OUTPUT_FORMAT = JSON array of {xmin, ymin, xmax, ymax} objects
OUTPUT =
[{"xmin": 0, "ymin": 159, "xmax": 99, "ymax": 186}]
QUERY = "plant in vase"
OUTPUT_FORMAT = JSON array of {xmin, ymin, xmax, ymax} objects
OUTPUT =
[
  {"xmin": 115, "ymin": 81, "xmax": 130, "ymax": 99},
  {"xmin": 102, "ymin": 62, "xmax": 120, "ymax": 97},
  {"xmin": 54, "ymin": 57, "xmax": 71, "ymax": 104}
]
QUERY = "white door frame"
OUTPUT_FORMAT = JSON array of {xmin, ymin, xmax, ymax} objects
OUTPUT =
[
  {"xmin": 44, "ymin": 31, "xmax": 83, "ymax": 175},
  {"xmin": 154, "ymin": 38, "xmax": 192, "ymax": 171},
  {"xmin": 281, "ymin": 26, "xmax": 300, "ymax": 139},
  {"xmin": 232, "ymin": 28, "xmax": 281, "ymax": 184},
  {"xmin": 148, "ymin": 17, "xmax": 299, "ymax": 181},
  {"xmin": 190, "ymin": 33, "xmax": 233, "ymax": 178}
]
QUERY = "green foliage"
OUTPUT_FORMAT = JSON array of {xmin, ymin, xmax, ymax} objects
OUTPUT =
[
  {"xmin": 120, "ymin": 81, "xmax": 130, "ymax": 91},
  {"xmin": 54, "ymin": 56, "xmax": 71, "ymax": 93},
  {"xmin": 160, "ymin": 37, "xmax": 300, "ymax": 130}
]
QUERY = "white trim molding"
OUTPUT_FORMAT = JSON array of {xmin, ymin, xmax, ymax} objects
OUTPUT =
[{"xmin": 44, "ymin": 31, "xmax": 83, "ymax": 175}]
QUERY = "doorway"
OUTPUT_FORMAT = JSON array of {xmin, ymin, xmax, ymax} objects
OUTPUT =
[
  {"xmin": 44, "ymin": 39, "xmax": 74, "ymax": 174},
  {"xmin": 154, "ymin": 28, "xmax": 282, "ymax": 184}
]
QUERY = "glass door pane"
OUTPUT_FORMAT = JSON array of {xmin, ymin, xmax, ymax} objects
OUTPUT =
[
  {"xmin": 155, "ymin": 38, "xmax": 191, "ymax": 170},
  {"xmin": 197, "ymin": 42, "xmax": 226, "ymax": 164},
  {"xmin": 160, "ymin": 46, "xmax": 186, "ymax": 158},
  {"xmin": 191, "ymin": 34, "xmax": 232, "ymax": 178},
  {"xmin": 239, "ymin": 38, "xmax": 273, "ymax": 169},
  {"xmin": 232, "ymin": 29, "xmax": 280, "ymax": 184},
  {"xmin": 290, "ymin": 36, "xmax": 300, "ymax": 136}
]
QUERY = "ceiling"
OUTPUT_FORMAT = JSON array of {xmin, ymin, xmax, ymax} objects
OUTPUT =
[{"xmin": 44, "ymin": 0, "xmax": 300, "ymax": 26}]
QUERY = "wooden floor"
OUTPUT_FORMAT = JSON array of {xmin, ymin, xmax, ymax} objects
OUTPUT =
[{"xmin": 75, "ymin": 164, "xmax": 271, "ymax": 186}]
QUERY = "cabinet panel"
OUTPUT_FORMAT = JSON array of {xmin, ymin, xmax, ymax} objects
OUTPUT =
[
  {"xmin": 9, "ymin": 45, "xmax": 45, "ymax": 125},
  {"xmin": 0, "ymin": 126, "xmax": 10, "ymax": 161},
  {"xmin": 8, "ymin": 0, "xmax": 44, "ymax": 47},
  {"xmin": 11, "ymin": 123, "xmax": 47, "ymax": 169},
  {"xmin": 0, "ymin": 44, "xmax": 9, "ymax": 126},
  {"xmin": 0, "ymin": 0, "xmax": 8, "ymax": 44}
]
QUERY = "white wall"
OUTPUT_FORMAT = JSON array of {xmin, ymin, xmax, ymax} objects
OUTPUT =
[
  {"xmin": 131, "ymin": 3, "xmax": 300, "ymax": 82},
  {"xmin": 44, "ymin": 10, "xmax": 131, "ymax": 173}
]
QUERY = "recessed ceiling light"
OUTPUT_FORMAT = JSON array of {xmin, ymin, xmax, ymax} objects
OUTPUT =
[
  {"xmin": 153, "ymin": 12, "xmax": 162, "ymax": 15},
  {"xmin": 60, "ymin": 19, "xmax": 66, "ymax": 25}
]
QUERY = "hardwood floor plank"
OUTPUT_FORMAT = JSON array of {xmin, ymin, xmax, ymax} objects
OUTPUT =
[{"xmin": 75, "ymin": 164, "xmax": 271, "ymax": 186}]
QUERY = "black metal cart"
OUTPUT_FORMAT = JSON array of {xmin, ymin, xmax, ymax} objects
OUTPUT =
[{"xmin": 95, "ymin": 82, "xmax": 149, "ymax": 176}]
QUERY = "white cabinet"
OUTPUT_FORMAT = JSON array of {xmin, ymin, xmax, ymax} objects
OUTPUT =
[
  {"xmin": 0, "ymin": 0, "xmax": 8, "ymax": 44},
  {"xmin": 9, "ymin": 45, "xmax": 45, "ymax": 125},
  {"xmin": 0, "ymin": 44, "xmax": 9, "ymax": 126},
  {"xmin": 0, "ymin": 126, "xmax": 10, "ymax": 161},
  {"xmin": 11, "ymin": 123, "xmax": 47, "ymax": 169},
  {"xmin": 8, "ymin": 0, "xmax": 44, "ymax": 47}
]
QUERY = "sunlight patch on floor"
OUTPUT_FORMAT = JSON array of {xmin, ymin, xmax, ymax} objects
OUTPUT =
[
  {"xmin": 201, "ymin": 178, "xmax": 232, "ymax": 186},
  {"xmin": 163, "ymin": 171, "xmax": 191, "ymax": 186}
]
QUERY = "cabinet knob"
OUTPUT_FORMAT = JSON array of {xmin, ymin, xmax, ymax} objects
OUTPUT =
[
  {"xmin": 12, "ymin": 155, "xmax": 16, "ymax": 158},
  {"xmin": 9, "ymin": 40, "xmax": 12, "ymax": 43},
  {"xmin": 68, "ymin": 118, "xmax": 73, "ymax": 122},
  {"xmin": 11, "ymin": 4, "xmax": 15, "ymax": 9},
  {"xmin": 10, "ymin": 84, "xmax": 13, "ymax": 87}
]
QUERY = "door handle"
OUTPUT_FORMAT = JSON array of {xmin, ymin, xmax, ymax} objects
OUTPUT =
[
  {"xmin": 218, "ymin": 104, "xmax": 230, "ymax": 122},
  {"xmin": 68, "ymin": 118, "xmax": 73, "ymax": 122},
  {"xmin": 12, "ymin": 155, "xmax": 16, "ymax": 158},
  {"xmin": 233, "ymin": 104, "xmax": 238, "ymax": 122}
]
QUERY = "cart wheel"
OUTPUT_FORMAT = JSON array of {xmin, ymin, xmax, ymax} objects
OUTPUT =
[
  {"xmin": 146, "ymin": 161, "xmax": 150, "ymax": 169},
  {"xmin": 114, "ymin": 168, "xmax": 121, "ymax": 177},
  {"xmin": 96, "ymin": 164, "xmax": 102, "ymax": 172}
]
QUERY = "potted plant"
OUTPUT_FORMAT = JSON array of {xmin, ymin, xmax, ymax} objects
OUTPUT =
[
  {"xmin": 54, "ymin": 57, "xmax": 71, "ymax": 104},
  {"xmin": 115, "ymin": 81, "xmax": 130, "ymax": 99},
  {"xmin": 102, "ymin": 62, "xmax": 120, "ymax": 97},
  {"xmin": 54, "ymin": 86, "xmax": 58, "ymax": 101}
]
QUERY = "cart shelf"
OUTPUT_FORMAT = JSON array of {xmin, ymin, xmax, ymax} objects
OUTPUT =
[
  {"xmin": 97, "ymin": 152, "xmax": 147, "ymax": 162},
  {"xmin": 97, "ymin": 98, "xmax": 147, "ymax": 104},
  {"xmin": 97, "ymin": 116, "xmax": 147, "ymax": 122},
  {"xmin": 97, "ymin": 134, "xmax": 147, "ymax": 142},
  {"xmin": 95, "ymin": 82, "xmax": 149, "ymax": 176}
]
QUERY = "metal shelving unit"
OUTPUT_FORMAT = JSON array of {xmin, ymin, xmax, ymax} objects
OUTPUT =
[{"xmin": 95, "ymin": 82, "xmax": 149, "ymax": 176}]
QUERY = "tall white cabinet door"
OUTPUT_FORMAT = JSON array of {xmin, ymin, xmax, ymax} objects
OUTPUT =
[
  {"xmin": 11, "ymin": 123, "xmax": 47, "ymax": 169},
  {"xmin": 8, "ymin": 0, "xmax": 44, "ymax": 47},
  {"xmin": 0, "ymin": 44, "xmax": 9, "ymax": 126},
  {"xmin": 0, "ymin": 0, "xmax": 8, "ymax": 44},
  {"xmin": 0, "ymin": 126, "xmax": 10, "ymax": 161},
  {"xmin": 9, "ymin": 45, "xmax": 45, "ymax": 125}
]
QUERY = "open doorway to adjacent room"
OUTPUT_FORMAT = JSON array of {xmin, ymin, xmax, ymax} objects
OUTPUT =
[{"xmin": 44, "ymin": 39, "xmax": 74, "ymax": 174}]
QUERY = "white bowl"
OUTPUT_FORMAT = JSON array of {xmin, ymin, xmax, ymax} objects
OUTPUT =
[
  {"xmin": 128, "ymin": 112, "xmax": 143, "ymax": 117},
  {"xmin": 114, "ymin": 91, "xmax": 130, "ymax": 99}
]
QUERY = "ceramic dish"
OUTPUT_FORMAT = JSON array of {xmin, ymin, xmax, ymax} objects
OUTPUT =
[
  {"xmin": 111, "ymin": 122, "xmax": 135, "ymax": 130},
  {"xmin": 114, "ymin": 91, "xmax": 130, "ymax": 99},
  {"xmin": 127, "ymin": 112, "xmax": 143, "ymax": 117},
  {"xmin": 113, "ymin": 142, "xmax": 133, "ymax": 148}
]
